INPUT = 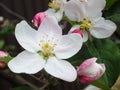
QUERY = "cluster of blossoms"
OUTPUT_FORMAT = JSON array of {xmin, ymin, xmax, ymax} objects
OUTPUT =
[{"xmin": 7, "ymin": 0, "xmax": 116, "ymax": 84}]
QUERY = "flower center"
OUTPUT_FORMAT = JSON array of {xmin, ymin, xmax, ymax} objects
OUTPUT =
[
  {"xmin": 79, "ymin": 17, "xmax": 91, "ymax": 31},
  {"xmin": 48, "ymin": 0, "xmax": 61, "ymax": 12},
  {"xmin": 38, "ymin": 35, "xmax": 57, "ymax": 60}
]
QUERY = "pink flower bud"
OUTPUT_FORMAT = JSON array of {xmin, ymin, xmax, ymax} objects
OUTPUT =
[
  {"xmin": 0, "ymin": 51, "xmax": 8, "ymax": 70},
  {"xmin": 0, "ymin": 51, "xmax": 8, "ymax": 58},
  {"xmin": 32, "ymin": 12, "xmax": 47, "ymax": 27},
  {"xmin": 72, "ymin": 29, "xmax": 83, "ymax": 37},
  {"xmin": 77, "ymin": 57, "xmax": 105, "ymax": 84}
]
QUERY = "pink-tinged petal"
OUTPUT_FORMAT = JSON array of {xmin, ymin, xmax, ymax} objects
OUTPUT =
[
  {"xmin": 37, "ymin": 16, "xmax": 62, "ymax": 41},
  {"xmin": 90, "ymin": 17, "xmax": 117, "ymax": 38},
  {"xmin": 69, "ymin": 25, "xmax": 80, "ymax": 32},
  {"xmin": 69, "ymin": 25, "xmax": 83, "ymax": 37},
  {"xmin": 8, "ymin": 51, "xmax": 45, "ymax": 74},
  {"xmin": 85, "ymin": 0, "xmax": 106, "ymax": 17},
  {"xmin": 0, "ymin": 51, "xmax": 8, "ymax": 58},
  {"xmin": 54, "ymin": 34, "xmax": 83, "ymax": 59},
  {"xmin": 77, "ymin": 57, "xmax": 97, "ymax": 74},
  {"xmin": 64, "ymin": 0, "xmax": 86, "ymax": 21},
  {"xmin": 72, "ymin": 29, "xmax": 83, "ymax": 37},
  {"xmin": 32, "ymin": 12, "xmax": 47, "ymax": 27},
  {"xmin": 77, "ymin": 57, "xmax": 105, "ymax": 84},
  {"xmin": 15, "ymin": 20, "xmax": 39, "ymax": 53},
  {"xmin": 44, "ymin": 57, "xmax": 77, "ymax": 82}
]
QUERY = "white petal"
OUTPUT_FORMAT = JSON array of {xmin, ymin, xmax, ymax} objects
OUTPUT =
[
  {"xmin": 54, "ymin": 34, "xmax": 83, "ymax": 59},
  {"xmin": 84, "ymin": 85, "xmax": 101, "ymax": 90},
  {"xmin": 8, "ymin": 51, "xmax": 45, "ymax": 74},
  {"xmin": 37, "ymin": 16, "xmax": 62, "ymax": 41},
  {"xmin": 85, "ymin": 0, "xmax": 106, "ymax": 17},
  {"xmin": 69, "ymin": 25, "xmax": 80, "ymax": 33},
  {"xmin": 46, "ymin": 9, "xmax": 63, "ymax": 22},
  {"xmin": 44, "ymin": 57, "xmax": 77, "ymax": 82},
  {"xmin": 82, "ymin": 31, "xmax": 88, "ymax": 42},
  {"xmin": 64, "ymin": 0, "xmax": 86, "ymax": 21},
  {"xmin": 15, "ymin": 20, "xmax": 39, "ymax": 53},
  {"xmin": 90, "ymin": 18, "xmax": 116, "ymax": 38}
]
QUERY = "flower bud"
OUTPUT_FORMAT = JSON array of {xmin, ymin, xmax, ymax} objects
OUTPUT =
[
  {"xmin": 32, "ymin": 12, "xmax": 47, "ymax": 27},
  {"xmin": 77, "ymin": 57, "xmax": 105, "ymax": 84},
  {"xmin": 72, "ymin": 29, "xmax": 83, "ymax": 37},
  {"xmin": 0, "ymin": 51, "xmax": 8, "ymax": 58},
  {"xmin": 0, "ymin": 51, "xmax": 8, "ymax": 70}
]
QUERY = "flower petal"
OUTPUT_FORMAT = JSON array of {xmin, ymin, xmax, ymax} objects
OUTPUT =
[
  {"xmin": 82, "ymin": 31, "xmax": 88, "ymax": 42},
  {"xmin": 90, "ymin": 18, "xmax": 117, "ymax": 38},
  {"xmin": 8, "ymin": 51, "xmax": 45, "ymax": 74},
  {"xmin": 54, "ymin": 34, "xmax": 83, "ymax": 59},
  {"xmin": 37, "ymin": 16, "xmax": 62, "ymax": 37},
  {"xmin": 46, "ymin": 8, "xmax": 63, "ymax": 22},
  {"xmin": 44, "ymin": 57, "xmax": 77, "ymax": 82},
  {"xmin": 15, "ymin": 20, "xmax": 39, "ymax": 53},
  {"xmin": 85, "ymin": 0, "xmax": 106, "ymax": 17},
  {"xmin": 64, "ymin": 0, "xmax": 86, "ymax": 21}
]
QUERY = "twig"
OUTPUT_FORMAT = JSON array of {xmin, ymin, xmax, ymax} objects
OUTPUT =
[{"xmin": 0, "ymin": 2, "xmax": 26, "ymax": 20}]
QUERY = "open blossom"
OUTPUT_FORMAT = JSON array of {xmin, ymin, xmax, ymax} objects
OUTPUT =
[
  {"xmin": 46, "ymin": 0, "xmax": 66, "ymax": 21},
  {"xmin": 64, "ymin": 0, "xmax": 116, "ymax": 42},
  {"xmin": 77, "ymin": 57, "xmax": 105, "ymax": 84},
  {"xmin": 8, "ymin": 16, "xmax": 83, "ymax": 82},
  {"xmin": 32, "ymin": 12, "xmax": 47, "ymax": 27}
]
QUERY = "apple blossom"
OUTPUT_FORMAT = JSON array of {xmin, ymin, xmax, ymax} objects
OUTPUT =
[
  {"xmin": 77, "ymin": 57, "xmax": 105, "ymax": 84},
  {"xmin": 8, "ymin": 16, "xmax": 83, "ymax": 82},
  {"xmin": 64, "ymin": 0, "xmax": 116, "ymax": 42},
  {"xmin": 46, "ymin": 0, "xmax": 66, "ymax": 21},
  {"xmin": 32, "ymin": 12, "xmax": 47, "ymax": 27}
]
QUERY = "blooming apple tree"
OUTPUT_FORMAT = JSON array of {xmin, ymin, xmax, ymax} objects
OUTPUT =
[{"xmin": 0, "ymin": 0, "xmax": 120, "ymax": 90}]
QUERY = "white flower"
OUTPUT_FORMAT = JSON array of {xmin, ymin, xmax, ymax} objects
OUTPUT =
[
  {"xmin": 8, "ymin": 16, "xmax": 83, "ymax": 82},
  {"xmin": 46, "ymin": 0, "xmax": 66, "ymax": 21},
  {"xmin": 64, "ymin": 0, "xmax": 116, "ymax": 42}
]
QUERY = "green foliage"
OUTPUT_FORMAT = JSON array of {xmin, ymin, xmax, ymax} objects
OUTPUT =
[
  {"xmin": 69, "ymin": 39, "xmax": 120, "ymax": 90},
  {"xmin": 0, "ymin": 40, "xmax": 4, "ymax": 49},
  {"xmin": 105, "ymin": 0, "xmax": 118, "ymax": 10},
  {"xmin": 0, "ymin": 56, "xmax": 13, "ymax": 63}
]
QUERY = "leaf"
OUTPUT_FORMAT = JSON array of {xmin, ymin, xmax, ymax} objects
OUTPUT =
[
  {"xmin": 0, "ymin": 56, "xmax": 13, "ymax": 63},
  {"xmin": 105, "ymin": 0, "xmax": 118, "ymax": 10},
  {"xmin": 68, "ymin": 39, "xmax": 120, "ymax": 89},
  {"xmin": 87, "ymin": 39, "xmax": 120, "ymax": 88}
]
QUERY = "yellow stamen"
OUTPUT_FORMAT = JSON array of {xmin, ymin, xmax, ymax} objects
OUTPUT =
[
  {"xmin": 48, "ymin": 0, "xmax": 61, "ymax": 12},
  {"xmin": 80, "ymin": 17, "xmax": 91, "ymax": 31}
]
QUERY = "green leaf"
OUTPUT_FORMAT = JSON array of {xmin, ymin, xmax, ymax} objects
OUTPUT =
[
  {"xmin": 0, "ymin": 56, "xmax": 13, "ymax": 63},
  {"xmin": 69, "ymin": 39, "xmax": 120, "ymax": 89},
  {"xmin": 107, "ymin": 14, "xmax": 120, "ymax": 22},
  {"xmin": 87, "ymin": 39, "xmax": 120, "ymax": 89},
  {"xmin": 105, "ymin": 0, "xmax": 118, "ymax": 10}
]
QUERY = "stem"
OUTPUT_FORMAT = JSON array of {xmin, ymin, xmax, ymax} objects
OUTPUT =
[{"xmin": 0, "ymin": 69, "xmax": 48, "ymax": 90}]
